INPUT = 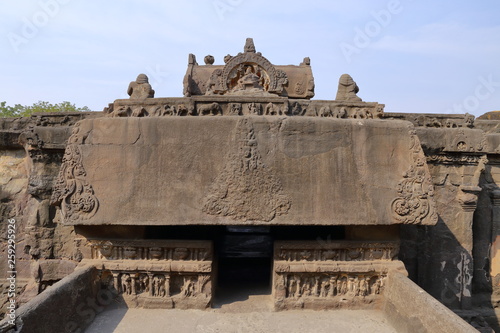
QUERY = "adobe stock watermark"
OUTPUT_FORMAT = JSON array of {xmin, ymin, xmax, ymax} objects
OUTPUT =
[
  {"xmin": 145, "ymin": 65, "xmax": 170, "ymax": 89},
  {"xmin": 212, "ymin": 0, "xmax": 244, "ymax": 21},
  {"xmin": 65, "ymin": 282, "xmax": 120, "ymax": 333},
  {"xmin": 5, "ymin": 218, "xmax": 17, "ymax": 326},
  {"xmin": 7, "ymin": 0, "xmax": 73, "ymax": 53},
  {"xmin": 340, "ymin": 0, "xmax": 410, "ymax": 64},
  {"xmin": 446, "ymin": 75, "xmax": 500, "ymax": 114}
]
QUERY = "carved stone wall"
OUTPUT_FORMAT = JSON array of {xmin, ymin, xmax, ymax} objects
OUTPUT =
[
  {"xmin": 272, "ymin": 241, "xmax": 405, "ymax": 311},
  {"xmin": 82, "ymin": 239, "xmax": 213, "ymax": 309}
]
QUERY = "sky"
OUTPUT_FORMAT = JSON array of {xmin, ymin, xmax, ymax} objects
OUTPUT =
[{"xmin": 1, "ymin": 0, "xmax": 499, "ymax": 117}]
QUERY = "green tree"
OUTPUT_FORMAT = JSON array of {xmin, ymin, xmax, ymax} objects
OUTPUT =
[
  {"xmin": 0, "ymin": 101, "xmax": 24, "ymax": 117},
  {"xmin": 0, "ymin": 101, "xmax": 91, "ymax": 118}
]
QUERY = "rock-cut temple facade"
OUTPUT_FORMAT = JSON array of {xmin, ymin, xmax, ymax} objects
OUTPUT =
[{"xmin": 0, "ymin": 38, "xmax": 499, "ymax": 332}]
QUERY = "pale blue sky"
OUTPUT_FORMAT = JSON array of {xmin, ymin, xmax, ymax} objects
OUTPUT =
[{"xmin": 1, "ymin": 0, "xmax": 499, "ymax": 116}]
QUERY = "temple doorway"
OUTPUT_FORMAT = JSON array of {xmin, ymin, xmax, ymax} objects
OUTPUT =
[{"xmin": 214, "ymin": 226, "xmax": 273, "ymax": 307}]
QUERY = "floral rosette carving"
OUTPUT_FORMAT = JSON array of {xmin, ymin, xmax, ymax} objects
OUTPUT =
[
  {"xmin": 51, "ymin": 133, "xmax": 99, "ymax": 222},
  {"xmin": 391, "ymin": 129, "xmax": 437, "ymax": 224}
]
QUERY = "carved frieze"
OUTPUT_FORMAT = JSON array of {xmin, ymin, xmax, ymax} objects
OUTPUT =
[
  {"xmin": 275, "ymin": 241, "xmax": 399, "ymax": 262},
  {"xmin": 426, "ymin": 154, "xmax": 483, "ymax": 165},
  {"xmin": 282, "ymin": 273, "xmax": 385, "ymax": 299},
  {"xmin": 90, "ymin": 239, "xmax": 212, "ymax": 261},
  {"xmin": 88, "ymin": 239, "xmax": 213, "ymax": 309},
  {"xmin": 272, "ymin": 241, "xmax": 404, "ymax": 310},
  {"xmin": 391, "ymin": 129, "xmax": 437, "ymax": 224},
  {"xmin": 50, "ymin": 124, "xmax": 99, "ymax": 221},
  {"xmin": 202, "ymin": 119, "xmax": 291, "ymax": 221}
]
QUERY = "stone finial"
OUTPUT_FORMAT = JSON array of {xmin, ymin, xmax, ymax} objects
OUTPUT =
[
  {"xmin": 335, "ymin": 74, "xmax": 362, "ymax": 102},
  {"xmin": 188, "ymin": 53, "xmax": 198, "ymax": 65},
  {"xmin": 300, "ymin": 57, "xmax": 311, "ymax": 66},
  {"xmin": 244, "ymin": 38, "xmax": 256, "ymax": 53},
  {"xmin": 127, "ymin": 74, "xmax": 155, "ymax": 99},
  {"xmin": 204, "ymin": 55, "xmax": 215, "ymax": 65}
]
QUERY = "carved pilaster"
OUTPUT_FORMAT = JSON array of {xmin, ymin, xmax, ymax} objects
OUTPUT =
[{"xmin": 165, "ymin": 274, "xmax": 170, "ymax": 297}]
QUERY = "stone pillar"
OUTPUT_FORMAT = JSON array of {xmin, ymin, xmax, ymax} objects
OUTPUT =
[
  {"xmin": 112, "ymin": 272, "xmax": 120, "ymax": 293},
  {"xmin": 148, "ymin": 273, "xmax": 154, "ymax": 296},
  {"xmin": 420, "ymin": 156, "xmax": 485, "ymax": 311},
  {"xmin": 490, "ymin": 189, "xmax": 500, "ymax": 294},
  {"xmin": 165, "ymin": 274, "xmax": 170, "ymax": 297},
  {"xmin": 131, "ymin": 275, "xmax": 137, "ymax": 295}
]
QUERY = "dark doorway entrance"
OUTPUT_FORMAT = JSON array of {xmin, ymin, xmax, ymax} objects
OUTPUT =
[{"xmin": 214, "ymin": 226, "xmax": 273, "ymax": 307}]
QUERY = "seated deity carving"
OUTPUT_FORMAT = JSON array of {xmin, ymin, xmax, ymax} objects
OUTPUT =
[
  {"xmin": 335, "ymin": 74, "xmax": 362, "ymax": 101},
  {"xmin": 234, "ymin": 66, "xmax": 264, "ymax": 92},
  {"xmin": 127, "ymin": 74, "xmax": 155, "ymax": 99}
]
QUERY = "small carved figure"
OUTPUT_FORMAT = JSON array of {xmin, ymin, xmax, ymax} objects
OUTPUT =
[
  {"xmin": 372, "ymin": 277, "xmax": 381, "ymax": 295},
  {"xmin": 229, "ymin": 103, "xmax": 242, "ymax": 116},
  {"xmin": 162, "ymin": 105, "xmax": 177, "ymax": 116},
  {"xmin": 333, "ymin": 107, "xmax": 347, "ymax": 119},
  {"xmin": 181, "ymin": 276, "xmax": 196, "ymax": 297},
  {"xmin": 131, "ymin": 106, "xmax": 147, "ymax": 117},
  {"xmin": 312, "ymin": 276, "xmax": 320, "ymax": 297},
  {"xmin": 295, "ymin": 276, "xmax": 302, "ymax": 297},
  {"xmin": 288, "ymin": 276, "xmax": 297, "ymax": 297},
  {"xmin": 137, "ymin": 274, "xmax": 149, "ymax": 294},
  {"xmin": 335, "ymin": 74, "xmax": 361, "ymax": 101},
  {"xmin": 294, "ymin": 81, "xmax": 305, "ymax": 95},
  {"xmin": 224, "ymin": 54, "xmax": 233, "ymax": 63},
  {"xmin": 464, "ymin": 113, "xmax": 475, "ymax": 128},
  {"xmin": 177, "ymin": 104, "xmax": 192, "ymax": 116},
  {"xmin": 352, "ymin": 108, "xmax": 368, "ymax": 119},
  {"xmin": 359, "ymin": 277, "xmax": 369, "ymax": 296},
  {"xmin": 302, "ymin": 278, "xmax": 312, "ymax": 296},
  {"xmin": 121, "ymin": 274, "xmax": 132, "ymax": 295},
  {"xmin": 198, "ymin": 102, "xmax": 222, "ymax": 116},
  {"xmin": 318, "ymin": 106, "xmax": 332, "ymax": 117},
  {"xmin": 328, "ymin": 276, "xmax": 337, "ymax": 297},
  {"xmin": 265, "ymin": 102, "xmax": 279, "ymax": 115},
  {"xmin": 98, "ymin": 242, "xmax": 113, "ymax": 258},
  {"xmin": 127, "ymin": 74, "xmax": 155, "ymax": 99},
  {"xmin": 339, "ymin": 277, "xmax": 348, "ymax": 295},
  {"xmin": 110, "ymin": 106, "xmax": 130, "ymax": 117},
  {"xmin": 152, "ymin": 275, "xmax": 166, "ymax": 297},
  {"xmin": 290, "ymin": 102, "xmax": 303, "ymax": 116},
  {"xmin": 248, "ymin": 102, "xmax": 261, "ymax": 115},
  {"xmin": 319, "ymin": 277, "xmax": 329, "ymax": 297},
  {"xmin": 374, "ymin": 105, "xmax": 384, "ymax": 118}
]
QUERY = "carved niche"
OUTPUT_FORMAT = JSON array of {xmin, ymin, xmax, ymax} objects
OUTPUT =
[{"xmin": 210, "ymin": 38, "xmax": 288, "ymax": 96}]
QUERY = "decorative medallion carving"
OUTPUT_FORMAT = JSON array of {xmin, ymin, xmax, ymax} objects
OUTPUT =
[
  {"xmin": 202, "ymin": 119, "xmax": 291, "ymax": 221},
  {"xmin": 391, "ymin": 129, "xmax": 437, "ymax": 224}
]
